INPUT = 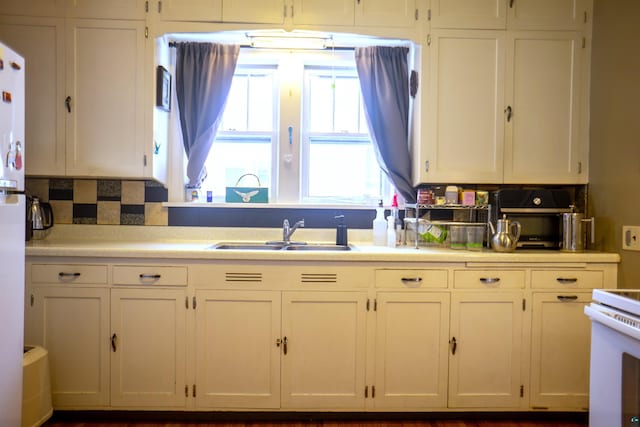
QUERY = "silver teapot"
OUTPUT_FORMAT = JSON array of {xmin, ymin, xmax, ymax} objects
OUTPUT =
[{"xmin": 489, "ymin": 214, "xmax": 521, "ymax": 252}]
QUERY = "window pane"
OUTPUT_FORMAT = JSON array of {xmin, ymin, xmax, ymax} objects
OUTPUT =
[
  {"xmin": 221, "ymin": 75, "xmax": 248, "ymax": 132},
  {"xmin": 247, "ymin": 74, "xmax": 273, "ymax": 131},
  {"xmin": 308, "ymin": 75, "xmax": 334, "ymax": 132},
  {"xmin": 307, "ymin": 140, "xmax": 381, "ymax": 203},
  {"xmin": 202, "ymin": 139, "xmax": 272, "ymax": 198},
  {"xmin": 333, "ymin": 77, "xmax": 361, "ymax": 133}
]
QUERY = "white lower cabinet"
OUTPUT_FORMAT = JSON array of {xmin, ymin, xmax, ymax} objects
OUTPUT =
[
  {"xmin": 110, "ymin": 288, "xmax": 187, "ymax": 408},
  {"xmin": 448, "ymin": 291, "xmax": 525, "ymax": 408},
  {"xmin": 373, "ymin": 292, "xmax": 450, "ymax": 409},
  {"xmin": 194, "ymin": 290, "xmax": 281, "ymax": 409},
  {"xmin": 30, "ymin": 286, "xmax": 110, "ymax": 408},
  {"xmin": 281, "ymin": 291, "xmax": 367, "ymax": 409},
  {"xmin": 529, "ymin": 292, "xmax": 592, "ymax": 410}
]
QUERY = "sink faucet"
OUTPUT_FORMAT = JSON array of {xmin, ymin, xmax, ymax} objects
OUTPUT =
[{"xmin": 283, "ymin": 219, "xmax": 305, "ymax": 244}]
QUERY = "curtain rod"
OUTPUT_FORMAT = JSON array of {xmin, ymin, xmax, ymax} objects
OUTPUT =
[{"xmin": 168, "ymin": 41, "xmax": 354, "ymax": 51}]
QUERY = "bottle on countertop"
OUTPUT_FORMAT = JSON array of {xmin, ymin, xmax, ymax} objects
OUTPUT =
[
  {"xmin": 391, "ymin": 192, "xmax": 402, "ymax": 245},
  {"xmin": 372, "ymin": 199, "xmax": 387, "ymax": 246},
  {"xmin": 387, "ymin": 216, "xmax": 397, "ymax": 248},
  {"xmin": 335, "ymin": 215, "xmax": 348, "ymax": 246}
]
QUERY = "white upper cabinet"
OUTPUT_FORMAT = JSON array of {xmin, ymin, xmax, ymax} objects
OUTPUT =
[
  {"xmin": 507, "ymin": 0, "xmax": 591, "ymax": 31},
  {"xmin": 0, "ymin": 16, "xmax": 66, "ymax": 176},
  {"xmin": 291, "ymin": 0, "xmax": 355, "ymax": 26},
  {"xmin": 355, "ymin": 0, "xmax": 417, "ymax": 28},
  {"xmin": 422, "ymin": 30, "xmax": 506, "ymax": 183},
  {"xmin": 158, "ymin": 0, "xmax": 222, "ymax": 22},
  {"xmin": 64, "ymin": 0, "xmax": 148, "ymax": 20},
  {"xmin": 223, "ymin": 0, "xmax": 285, "ymax": 24},
  {"xmin": 503, "ymin": 31, "xmax": 585, "ymax": 184},
  {"xmin": 65, "ymin": 19, "xmax": 146, "ymax": 178},
  {"xmin": 430, "ymin": 0, "xmax": 506, "ymax": 29},
  {"xmin": 0, "ymin": 0, "xmax": 62, "ymax": 17}
]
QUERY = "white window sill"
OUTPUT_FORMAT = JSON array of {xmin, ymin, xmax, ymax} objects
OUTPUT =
[{"xmin": 162, "ymin": 202, "xmax": 377, "ymax": 210}]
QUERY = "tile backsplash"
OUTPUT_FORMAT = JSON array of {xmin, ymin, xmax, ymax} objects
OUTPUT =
[{"xmin": 26, "ymin": 178, "xmax": 169, "ymax": 226}]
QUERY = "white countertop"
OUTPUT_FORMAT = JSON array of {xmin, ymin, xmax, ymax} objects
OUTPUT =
[{"xmin": 26, "ymin": 225, "xmax": 621, "ymax": 264}]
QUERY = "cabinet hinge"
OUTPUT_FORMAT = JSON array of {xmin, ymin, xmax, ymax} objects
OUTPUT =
[
  {"xmin": 522, "ymin": 298, "xmax": 526, "ymax": 311},
  {"xmin": 509, "ymin": 0, "xmax": 515, "ymax": 8},
  {"xmin": 144, "ymin": 0, "xmax": 148, "ymax": 13},
  {"xmin": 143, "ymin": 154, "xmax": 148, "ymax": 167},
  {"xmin": 414, "ymin": 9, "xmax": 418, "ymax": 21},
  {"xmin": 427, "ymin": 9, "xmax": 431, "ymax": 21},
  {"xmin": 578, "ymin": 161, "xmax": 583, "ymax": 174},
  {"xmin": 185, "ymin": 296, "xmax": 189, "ymax": 309},
  {"xmin": 427, "ymin": 34, "xmax": 431, "ymax": 46},
  {"xmin": 364, "ymin": 385, "xmax": 368, "ymax": 398},
  {"xmin": 520, "ymin": 385, "xmax": 524, "ymax": 398},
  {"xmin": 374, "ymin": 299, "xmax": 377, "ymax": 311},
  {"xmin": 425, "ymin": 160, "xmax": 430, "ymax": 172},
  {"xmin": 582, "ymin": 37, "xmax": 586, "ymax": 49},
  {"xmin": 372, "ymin": 385, "xmax": 376, "ymax": 398},
  {"xmin": 158, "ymin": 0, "xmax": 162, "ymax": 14},
  {"xmin": 192, "ymin": 296, "xmax": 197, "ymax": 310},
  {"xmin": 584, "ymin": 10, "xmax": 588, "ymax": 23},
  {"xmin": 30, "ymin": 294, "xmax": 34, "ymax": 307},
  {"xmin": 184, "ymin": 385, "xmax": 188, "ymax": 397},
  {"xmin": 290, "ymin": 5, "xmax": 294, "ymax": 18},
  {"xmin": 366, "ymin": 299, "xmax": 370, "ymax": 311},
  {"xmin": 144, "ymin": 26, "xmax": 149, "ymax": 39},
  {"xmin": 192, "ymin": 384, "xmax": 196, "ymax": 397}
]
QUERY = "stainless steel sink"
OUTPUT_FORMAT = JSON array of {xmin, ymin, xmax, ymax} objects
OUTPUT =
[
  {"xmin": 211, "ymin": 242, "xmax": 351, "ymax": 251},
  {"xmin": 284, "ymin": 244, "xmax": 351, "ymax": 251},
  {"xmin": 211, "ymin": 242, "xmax": 285, "ymax": 250}
]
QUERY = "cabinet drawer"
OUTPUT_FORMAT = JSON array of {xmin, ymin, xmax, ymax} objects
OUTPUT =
[
  {"xmin": 31, "ymin": 264, "xmax": 108, "ymax": 285},
  {"xmin": 112, "ymin": 265, "xmax": 187, "ymax": 287},
  {"xmin": 454, "ymin": 270, "xmax": 525, "ymax": 289},
  {"xmin": 375, "ymin": 269, "xmax": 448, "ymax": 289},
  {"xmin": 531, "ymin": 270, "xmax": 604, "ymax": 289}
]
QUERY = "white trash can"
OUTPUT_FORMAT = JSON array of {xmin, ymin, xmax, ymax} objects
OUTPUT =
[{"xmin": 22, "ymin": 346, "xmax": 52, "ymax": 427}]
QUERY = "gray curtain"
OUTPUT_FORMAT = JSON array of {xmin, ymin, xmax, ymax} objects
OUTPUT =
[
  {"xmin": 175, "ymin": 42, "xmax": 240, "ymax": 186},
  {"xmin": 355, "ymin": 46, "xmax": 416, "ymax": 204}
]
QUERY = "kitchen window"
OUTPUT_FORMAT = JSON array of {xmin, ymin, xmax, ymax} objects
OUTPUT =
[{"xmin": 196, "ymin": 48, "xmax": 387, "ymax": 205}]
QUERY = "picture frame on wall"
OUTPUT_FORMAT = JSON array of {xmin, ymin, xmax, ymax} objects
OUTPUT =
[{"xmin": 156, "ymin": 65, "xmax": 171, "ymax": 111}]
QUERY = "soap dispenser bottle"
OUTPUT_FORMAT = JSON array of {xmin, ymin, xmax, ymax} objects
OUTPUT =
[
  {"xmin": 372, "ymin": 200, "xmax": 386, "ymax": 246},
  {"xmin": 335, "ymin": 215, "xmax": 348, "ymax": 246}
]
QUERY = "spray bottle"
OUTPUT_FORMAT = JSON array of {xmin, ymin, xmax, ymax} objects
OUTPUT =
[{"xmin": 372, "ymin": 200, "xmax": 386, "ymax": 246}]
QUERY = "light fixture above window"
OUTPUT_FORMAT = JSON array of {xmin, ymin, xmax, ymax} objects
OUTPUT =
[{"xmin": 246, "ymin": 30, "xmax": 331, "ymax": 50}]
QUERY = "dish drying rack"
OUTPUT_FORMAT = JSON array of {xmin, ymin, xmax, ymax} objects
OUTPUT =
[{"xmin": 404, "ymin": 203, "xmax": 491, "ymax": 249}]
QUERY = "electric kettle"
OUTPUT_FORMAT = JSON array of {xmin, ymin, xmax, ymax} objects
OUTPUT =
[
  {"xmin": 27, "ymin": 197, "xmax": 54, "ymax": 240},
  {"xmin": 488, "ymin": 214, "xmax": 521, "ymax": 252}
]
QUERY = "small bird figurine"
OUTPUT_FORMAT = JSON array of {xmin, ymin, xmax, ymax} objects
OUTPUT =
[{"xmin": 234, "ymin": 189, "xmax": 259, "ymax": 202}]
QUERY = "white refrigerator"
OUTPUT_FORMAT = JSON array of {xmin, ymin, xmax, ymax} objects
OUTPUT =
[{"xmin": 0, "ymin": 41, "xmax": 26, "ymax": 427}]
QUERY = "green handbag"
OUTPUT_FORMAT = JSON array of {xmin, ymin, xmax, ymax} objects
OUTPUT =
[{"xmin": 225, "ymin": 173, "xmax": 269, "ymax": 203}]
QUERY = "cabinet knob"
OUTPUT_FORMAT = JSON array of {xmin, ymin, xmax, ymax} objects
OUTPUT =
[{"xmin": 504, "ymin": 105, "xmax": 512, "ymax": 122}]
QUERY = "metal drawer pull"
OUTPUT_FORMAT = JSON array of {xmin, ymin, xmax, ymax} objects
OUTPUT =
[
  {"xmin": 450, "ymin": 337, "xmax": 457, "ymax": 355},
  {"xmin": 556, "ymin": 277, "xmax": 578, "ymax": 284},
  {"xmin": 557, "ymin": 295, "xmax": 579, "ymax": 302},
  {"xmin": 479, "ymin": 277, "xmax": 500, "ymax": 284},
  {"xmin": 111, "ymin": 333, "xmax": 117, "ymax": 352},
  {"xmin": 139, "ymin": 274, "xmax": 161, "ymax": 280},
  {"xmin": 401, "ymin": 277, "xmax": 423, "ymax": 284},
  {"xmin": 58, "ymin": 272, "xmax": 81, "ymax": 278}
]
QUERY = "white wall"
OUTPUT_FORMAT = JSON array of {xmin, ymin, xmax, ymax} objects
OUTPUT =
[{"xmin": 590, "ymin": 0, "xmax": 640, "ymax": 288}]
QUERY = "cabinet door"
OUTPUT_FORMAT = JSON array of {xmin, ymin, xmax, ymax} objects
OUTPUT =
[
  {"xmin": 63, "ymin": 0, "xmax": 147, "ymax": 20},
  {"xmin": 65, "ymin": 19, "xmax": 146, "ymax": 177},
  {"xmin": 194, "ymin": 290, "xmax": 281, "ymax": 409},
  {"xmin": 281, "ymin": 291, "xmax": 367, "ymax": 409},
  {"xmin": 503, "ymin": 31, "xmax": 584, "ymax": 183},
  {"xmin": 110, "ymin": 288, "xmax": 187, "ymax": 407},
  {"xmin": 449, "ymin": 291, "xmax": 524, "ymax": 408},
  {"xmin": 374, "ymin": 292, "xmax": 449, "ymax": 409},
  {"xmin": 530, "ymin": 292, "xmax": 591, "ymax": 409},
  {"xmin": 291, "ymin": 0, "xmax": 354, "ymax": 26},
  {"xmin": 222, "ymin": 0, "xmax": 285, "ymax": 24},
  {"xmin": 507, "ymin": 0, "xmax": 589, "ymax": 30},
  {"xmin": 430, "ymin": 0, "xmax": 507, "ymax": 29},
  {"xmin": 0, "ymin": 16, "xmax": 66, "ymax": 176},
  {"xmin": 425, "ymin": 30, "xmax": 505, "ymax": 183},
  {"xmin": 355, "ymin": 0, "xmax": 416, "ymax": 28},
  {"xmin": 0, "ymin": 0, "xmax": 62, "ymax": 17},
  {"xmin": 30, "ymin": 287, "xmax": 110, "ymax": 408},
  {"xmin": 159, "ymin": 0, "xmax": 222, "ymax": 22}
]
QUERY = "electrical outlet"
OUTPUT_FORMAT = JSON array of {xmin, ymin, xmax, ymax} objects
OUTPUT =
[{"xmin": 622, "ymin": 226, "xmax": 640, "ymax": 251}]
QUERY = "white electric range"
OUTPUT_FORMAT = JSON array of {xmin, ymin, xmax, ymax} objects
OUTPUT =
[{"xmin": 585, "ymin": 289, "xmax": 640, "ymax": 427}]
